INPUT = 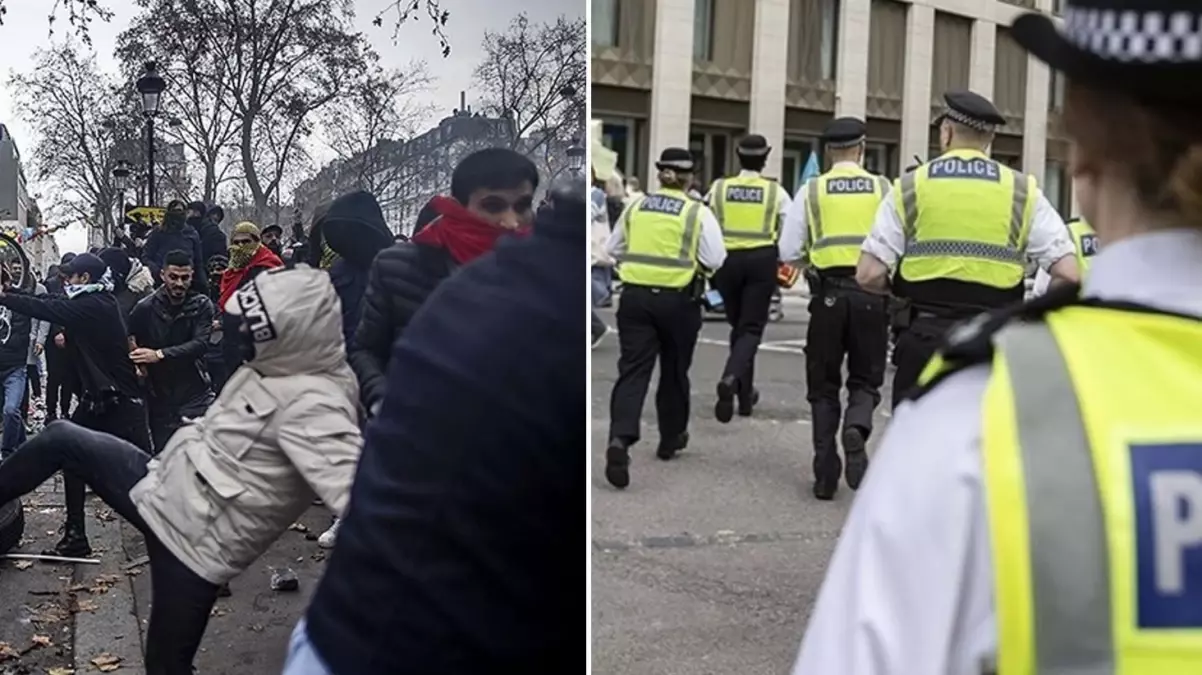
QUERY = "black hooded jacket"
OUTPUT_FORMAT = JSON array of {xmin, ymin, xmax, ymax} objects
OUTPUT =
[
  {"xmin": 195, "ymin": 215, "xmax": 228, "ymax": 268},
  {"xmin": 143, "ymin": 214, "xmax": 208, "ymax": 293}
]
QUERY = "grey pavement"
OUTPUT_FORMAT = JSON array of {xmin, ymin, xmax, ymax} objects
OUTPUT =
[
  {"xmin": 592, "ymin": 298, "xmax": 895, "ymax": 675},
  {"xmin": 0, "ymin": 473, "xmax": 334, "ymax": 675}
]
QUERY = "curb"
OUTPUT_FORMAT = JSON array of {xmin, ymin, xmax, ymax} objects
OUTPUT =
[{"xmin": 73, "ymin": 503, "xmax": 145, "ymax": 674}]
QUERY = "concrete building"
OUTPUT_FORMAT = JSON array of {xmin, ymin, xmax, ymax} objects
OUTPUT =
[
  {"xmin": 591, "ymin": 0, "xmax": 1075, "ymax": 216},
  {"xmin": 0, "ymin": 124, "xmax": 32, "ymax": 231}
]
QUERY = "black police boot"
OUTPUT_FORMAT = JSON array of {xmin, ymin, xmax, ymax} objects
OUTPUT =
[
  {"xmin": 656, "ymin": 431, "xmax": 689, "ymax": 461},
  {"xmin": 47, "ymin": 525, "xmax": 92, "ymax": 558},
  {"xmin": 812, "ymin": 451, "xmax": 842, "ymax": 502},
  {"xmin": 605, "ymin": 440, "xmax": 631, "ymax": 490},
  {"xmin": 737, "ymin": 389, "xmax": 760, "ymax": 417},
  {"xmin": 714, "ymin": 375, "xmax": 737, "ymax": 424},
  {"xmin": 843, "ymin": 427, "xmax": 870, "ymax": 491}
]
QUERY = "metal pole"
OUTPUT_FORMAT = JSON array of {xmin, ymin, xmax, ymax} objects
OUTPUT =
[
  {"xmin": 147, "ymin": 118, "xmax": 157, "ymax": 206},
  {"xmin": 115, "ymin": 188, "xmax": 125, "ymax": 243}
]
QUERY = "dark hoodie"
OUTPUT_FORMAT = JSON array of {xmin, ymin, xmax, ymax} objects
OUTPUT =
[
  {"xmin": 142, "ymin": 210, "xmax": 208, "ymax": 293},
  {"xmin": 315, "ymin": 191, "xmax": 394, "ymax": 347},
  {"xmin": 97, "ymin": 248, "xmax": 144, "ymax": 322},
  {"xmin": 198, "ymin": 206, "xmax": 228, "ymax": 268}
]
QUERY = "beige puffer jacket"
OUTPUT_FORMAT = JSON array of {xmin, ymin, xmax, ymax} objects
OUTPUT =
[{"xmin": 129, "ymin": 266, "xmax": 362, "ymax": 585}]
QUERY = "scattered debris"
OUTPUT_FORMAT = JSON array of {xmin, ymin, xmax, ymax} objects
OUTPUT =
[
  {"xmin": 122, "ymin": 556, "xmax": 149, "ymax": 571},
  {"xmin": 87, "ymin": 575, "xmax": 123, "ymax": 594},
  {"xmin": 12, "ymin": 560, "xmax": 33, "ymax": 570},
  {"xmin": 90, "ymin": 653, "xmax": 122, "ymax": 672},
  {"xmin": 209, "ymin": 607, "xmax": 227, "ymax": 618},
  {"xmin": 288, "ymin": 522, "xmax": 309, "ymax": 533},
  {"xmin": 270, "ymin": 568, "xmax": 299, "ymax": 592},
  {"xmin": 47, "ymin": 668, "xmax": 76, "ymax": 675},
  {"xmin": 30, "ymin": 635, "xmax": 52, "ymax": 648},
  {"xmin": 75, "ymin": 599, "xmax": 99, "ymax": 613},
  {"xmin": 310, "ymin": 551, "xmax": 326, "ymax": 562},
  {"xmin": 0, "ymin": 642, "xmax": 19, "ymax": 661}
]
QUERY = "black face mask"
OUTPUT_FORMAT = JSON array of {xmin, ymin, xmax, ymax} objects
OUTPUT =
[
  {"xmin": 186, "ymin": 216, "xmax": 201, "ymax": 227},
  {"xmin": 165, "ymin": 213, "xmax": 185, "ymax": 230}
]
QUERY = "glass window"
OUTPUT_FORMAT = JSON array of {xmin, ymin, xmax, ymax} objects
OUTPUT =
[
  {"xmin": 694, "ymin": 0, "xmax": 714, "ymax": 62},
  {"xmin": 864, "ymin": 143, "xmax": 898, "ymax": 178},
  {"xmin": 1048, "ymin": 70, "xmax": 1065, "ymax": 111},
  {"xmin": 592, "ymin": 0, "xmax": 618, "ymax": 48},
  {"xmin": 689, "ymin": 133, "xmax": 707, "ymax": 184},
  {"xmin": 821, "ymin": 0, "xmax": 840, "ymax": 80},
  {"xmin": 1044, "ymin": 161, "xmax": 1069, "ymax": 217},
  {"xmin": 710, "ymin": 134, "xmax": 728, "ymax": 179},
  {"xmin": 601, "ymin": 121, "xmax": 634, "ymax": 178}
]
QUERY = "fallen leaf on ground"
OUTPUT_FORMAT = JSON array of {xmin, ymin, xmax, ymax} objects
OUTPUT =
[
  {"xmin": 31, "ymin": 635, "xmax": 52, "ymax": 647},
  {"xmin": 76, "ymin": 599, "xmax": 99, "ymax": 612},
  {"xmin": 288, "ymin": 522, "xmax": 309, "ymax": 533},
  {"xmin": 90, "ymin": 653, "xmax": 122, "ymax": 671},
  {"xmin": 13, "ymin": 560, "xmax": 33, "ymax": 570},
  {"xmin": 209, "ymin": 607, "xmax": 227, "ymax": 618},
  {"xmin": 0, "ymin": 642, "xmax": 18, "ymax": 661},
  {"xmin": 47, "ymin": 667, "xmax": 75, "ymax": 675}
]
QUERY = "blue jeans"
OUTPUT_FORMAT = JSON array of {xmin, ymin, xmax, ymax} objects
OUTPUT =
[
  {"xmin": 591, "ymin": 271, "xmax": 610, "ymax": 338},
  {"xmin": 281, "ymin": 619, "xmax": 332, "ymax": 675},
  {"xmin": 591, "ymin": 266, "xmax": 612, "ymax": 305},
  {"xmin": 1, "ymin": 366, "xmax": 27, "ymax": 455}
]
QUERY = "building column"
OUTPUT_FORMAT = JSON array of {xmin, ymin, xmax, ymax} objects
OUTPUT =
[
  {"xmin": 969, "ymin": 19, "xmax": 996, "ymax": 97},
  {"xmin": 834, "ymin": 0, "xmax": 871, "ymax": 120},
  {"xmin": 749, "ymin": 0, "xmax": 792, "ymax": 179},
  {"xmin": 647, "ymin": 0, "xmax": 696, "ymax": 183},
  {"xmin": 899, "ymin": 4, "xmax": 935, "ymax": 164},
  {"xmin": 1023, "ymin": 57, "xmax": 1050, "ymax": 183}
]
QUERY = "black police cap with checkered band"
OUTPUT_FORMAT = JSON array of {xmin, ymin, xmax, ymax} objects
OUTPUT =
[
  {"xmin": 736, "ymin": 134, "xmax": 771, "ymax": 157},
  {"xmin": 1013, "ymin": 0, "xmax": 1202, "ymax": 103},
  {"xmin": 822, "ymin": 117, "xmax": 868, "ymax": 149},
  {"xmin": 937, "ymin": 90, "xmax": 1007, "ymax": 131},
  {"xmin": 655, "ymin": 147, "xmax": 695, "ymax": 172}
]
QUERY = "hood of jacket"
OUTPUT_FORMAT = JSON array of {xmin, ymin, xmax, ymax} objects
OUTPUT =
[
  {"xmin": 223, "ymin": 264, "xmax": 347, "ymax": 377},
  {"xmin": 317, "ymin": 191, "xmax": 394, "ymax": 269}
]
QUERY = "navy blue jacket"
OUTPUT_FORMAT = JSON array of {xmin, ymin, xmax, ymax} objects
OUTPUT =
[
  {"xmin": 142, "ymin": 224, "xmax": 208, "ymax": 293},
  {"xmin": 328, "ymin": 258, "xmax": 369, "ymax": 348},
  {"xmin": 305, "ymin": 205, "xmax": 584, "ymax": 674}
]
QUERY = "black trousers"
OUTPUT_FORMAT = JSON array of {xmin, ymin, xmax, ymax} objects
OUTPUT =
[
  {"xmin": 608, "ymin": 286, "xmax": 702, "ymax": 445},
  {"xmin": 712, "ymin": 246, "xmax": 778, "ymax": 399},
  {"xmin": 889, "ymin": 316, "xmax": 959, "ymax": 409},
  {"xmin": 0, "ymin": 421, "xmax": 218, "ymax": 674},
  {"xmin": 149, "ymin": 396, "xmax": 213, "ymax": 456},
  {"xmin": 64, "ymin": 398, "xmax": 152, "ymax": 533},
  {"xmin": 45, "ymin": 352, "xmax": 75, "ymax": 420},
  {"xmin": 805, "ymin": 286, "xmax": 889, "ymax": 478}
]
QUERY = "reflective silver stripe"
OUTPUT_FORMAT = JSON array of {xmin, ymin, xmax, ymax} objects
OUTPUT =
[
  {"xmin": 876, "ymin": 175, "xmax": 890, "ymax": 197},
  {"xmin": 901, "ymin": 168, "xmax": 1032, "ymax": 262},
  {"xmin": 761, "ymin": 182, "xmax": 780, "ymax": 239},
  {"xmin": 997, "ymin": 322, "xmax": 1114, "ymax": 675},
  {"xmin": 1008, "ymin": 174, "xmax": 1030, "ymax": 248},
  {"xmin": 905, "ymin": 240, "xmax": 1025, "ymax": 263},
  {"xmin": 712, "ymin": 179, "xmax": 726, "ymax": 223},
  {"xmin": 619, "ymin": 201, "xmax": 702, "ymax": 269},
  {"xmin": 808, "ymin": 178, "xmax": 823, "ymax": 241},
  {"xmin": 812, "ymin": 235, "xmax": 864, "ymax": 250}
]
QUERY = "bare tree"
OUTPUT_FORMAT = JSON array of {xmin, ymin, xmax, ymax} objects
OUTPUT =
[
  {"xmin": 321, "ymin": 60, "xmax": 434, "ymax": 196},
  {"xmin": 116, "ymin": 3, "xmax": 242, "ymax": 203},
  {"xmin": 0, "ymin": 0, "xmax": 112, "ymax": 44},
  {"xmin": 472, "ymin": 14, "xmax": 586, "ymax": 171},
  {"xmin": 371, "ymin": 0, "xmax": 451, "ymax": 56},
  {"xmin": 9, "ymin": 44, "xmax": 122, "ymax": 237}
]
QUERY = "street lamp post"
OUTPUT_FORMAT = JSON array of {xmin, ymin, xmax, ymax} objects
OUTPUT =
[
  {"xmin": 136, "ymin": 62, "xmax": 166, "ymax": 206},
  {"xmin": 557, "ymin": 84, "xmax": 586, "ymax": 176},
  {"xmin": 111, "ymin": 159, "xmax": 131, "ymax": 242}
]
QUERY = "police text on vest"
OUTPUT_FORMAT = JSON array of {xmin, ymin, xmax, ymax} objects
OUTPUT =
[
  {"xmin": 1131, "ymin": 442, "xmax": 1202, "ymax": 628},
  {"xmin": 927, "ymin": 157, "xmax": 1001, "ymax": 182},
  {"xmin": 825, "ymin": 177, "xmax": 876, "ymax": 195},
  {"xmin": 724, "ymin": 186, "xmax": 765, "ymax": 203},
  {"xmin": 641, "ymin": 195, "xmax": 686, "ymax": 215}
]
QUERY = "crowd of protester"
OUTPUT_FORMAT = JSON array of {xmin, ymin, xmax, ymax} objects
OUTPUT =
[{"xmin": 0, "ymin": 147, "xmax": 583, "ymax": 674}]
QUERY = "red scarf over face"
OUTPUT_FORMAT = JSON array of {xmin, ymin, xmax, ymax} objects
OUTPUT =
[
  {"xmin": 411, "ymin": 195, "xmax": 531, "ymax": 265},
  {"xmin": 218, "ymin": 244, "xmax": 283, "ymax": 309}
]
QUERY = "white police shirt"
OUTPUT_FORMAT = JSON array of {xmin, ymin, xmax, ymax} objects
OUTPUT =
[
  {"xmin": 859, "ymin": 172, "xmax": 1076, "ymax": 273},
  {"xmin": 778, "ymin": 161, "xmax": 877, "ymax": 263},
  {"xmin": 791, "ymin": 229, "xmax": 1202, "ymax": 675},
  {"xmin": 605, "ymin": 193, "xmax": 728, "ymax": 272}
]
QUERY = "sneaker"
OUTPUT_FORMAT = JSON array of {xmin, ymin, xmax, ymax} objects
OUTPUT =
[{"xmin": 317, "ymin": 519, "xmax": 341, "ymax": 549}]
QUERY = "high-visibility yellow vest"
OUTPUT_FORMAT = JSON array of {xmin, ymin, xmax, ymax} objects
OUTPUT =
[
  {"xmin": 981, "ymin": 305, "xmax": 1202, "ymax": 675},
  {"xmin": 710, "ymin": 174, "xmax": 780, "ymax": 251},
  {"xmin": 1068, "ymin": 218, "xmax": 1099, "ymax": 278},
  {"xmin": 805, "ymin": 167, "xmax": 890, "ymax": 270},
  {"xmin": 897, "ymin": 149, "xmax": 1036, "ymax": 289},
  {"xmin": 619, "ymin": 189, "xmax": 703, "ymax": 289}
]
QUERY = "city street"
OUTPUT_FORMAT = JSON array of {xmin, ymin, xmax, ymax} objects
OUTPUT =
[
  {"xmin": 0, "ymin": 476, "xmax": 335, "ymax": 675},
  {"xmin": 591, "ymin": 294, "xmax": 896, "ymax": 675}
]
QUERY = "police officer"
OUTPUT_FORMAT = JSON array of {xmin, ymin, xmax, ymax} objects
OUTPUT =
[
  {"xmin": 1033, "ymin": 216, "xmax": 1098, "ymax": 295},
  {"xmin": 706, "ymin": 134, "xmax": 792, "ymax": 422},
  {"xmin": 855, "ymin": 89, "xmax": 1080, "ymax": 408},
  {"xmin": 603, "ymin": 148, "xmax": 727, "ymax": 490},
  {"xmin": 780, "ymin": 117, "xmax": 890, "ymax": 499},
  {"xmin": 793, "ymin": 1, "xmax": 1202, "ymax": 671}
]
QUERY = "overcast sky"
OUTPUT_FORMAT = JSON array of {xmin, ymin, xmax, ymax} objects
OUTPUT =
[{"xmin": 0, "ymin": 0, "xmax": 580, "ymax": 253}]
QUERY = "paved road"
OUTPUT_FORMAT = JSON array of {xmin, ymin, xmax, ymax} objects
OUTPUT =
[{"xmin": 592, "ymin": 296, "xmax": 896, "ymax": 675}]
